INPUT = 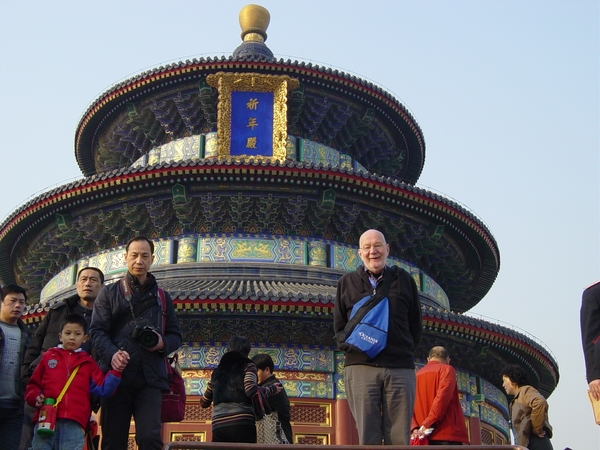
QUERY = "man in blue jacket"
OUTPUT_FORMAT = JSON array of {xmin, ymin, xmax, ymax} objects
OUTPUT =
[
  {"xmin": 334, "ymin": 229, "xmax": 422, "ymax": 445},
  {"xmin": 90, "ymin": 236, "xmax": 182, "ymax": 450}
]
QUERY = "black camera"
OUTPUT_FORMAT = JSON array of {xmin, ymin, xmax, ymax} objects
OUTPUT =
[{"xmin": 132, "ymin": 325, "xmax": 159, "ymax": 348}]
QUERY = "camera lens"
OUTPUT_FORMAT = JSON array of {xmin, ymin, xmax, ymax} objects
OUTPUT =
[{"xmin": 138, "ymin": 328, "xmax": 159, "ymax": 348}]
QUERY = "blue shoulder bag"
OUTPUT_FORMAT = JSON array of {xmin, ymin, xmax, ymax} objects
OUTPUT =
[{"xmin": 334, "ymin": 268, "xmax": 394, "ymax": 359}]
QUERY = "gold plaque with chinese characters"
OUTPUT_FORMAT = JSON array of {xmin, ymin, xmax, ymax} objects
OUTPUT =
[{"xmin": 206, "ymin": 73, "xmax": 299, "ymax": 160}]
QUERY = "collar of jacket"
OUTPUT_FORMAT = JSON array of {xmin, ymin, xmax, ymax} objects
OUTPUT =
[
  {"xmin": 51, "ymin": 293, "xmax": 81, "ymax": 311},
  {"xmin": 125, "ymin": 271, "xmax": 156, "ymax": 293},
  {"xmin": 219, "ymin": 350, "xmax": 253, "ymax": 367},
  {"xmin": 363, "ymin": 265, "xmax": 387, "ymax": 278}
]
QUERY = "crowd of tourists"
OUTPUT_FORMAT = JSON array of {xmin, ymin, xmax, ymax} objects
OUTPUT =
[{"xmin": 1, "ymin": 230, "xmax": 573, "ymax": 449}]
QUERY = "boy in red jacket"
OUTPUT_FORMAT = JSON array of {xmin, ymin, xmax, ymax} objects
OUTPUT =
[{"xmin": 25, "ymin": 314, "xmax": 127, "ymax": 450}]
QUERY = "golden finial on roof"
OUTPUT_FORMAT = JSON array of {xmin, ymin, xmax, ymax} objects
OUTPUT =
[{"xmin": 239, "ymin": 4, "xmax": 270, "ymax": 43}]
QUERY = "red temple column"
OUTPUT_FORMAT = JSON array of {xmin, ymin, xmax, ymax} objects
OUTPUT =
[{"xmin": 334, "ymin": 399, "xmax": 359, "ymax": 445}]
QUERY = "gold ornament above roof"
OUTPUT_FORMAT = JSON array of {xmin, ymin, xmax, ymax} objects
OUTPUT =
[
  {"xmin": 238, "ymin": 4, "xmax": 270, "ymax": 43},
  {"xmin": 206, "ymin": 72, "xmax": 300, "ymax": 161}
]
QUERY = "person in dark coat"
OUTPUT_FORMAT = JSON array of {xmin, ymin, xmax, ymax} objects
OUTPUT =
[
  {"xmin": 252, "ymin": 353, "xmax": 293, "ymax": 443},
  {"xmin": 334, "ymin": 229, "xmax": 422, "ymax": 445},
  {"xmin": 90, "ymin": 236, "xmax": 182, "ymax": 450},
  {"xmin": 581, "ymin": 281, "xmax": 600, "ymax": 401},
  {"xmin": 200, "ymin": 337, "xmax": 281, "ymax": 442},
  {"xmin": 22, "ymin": 267, "xmax": 104, "ymax": 383}
]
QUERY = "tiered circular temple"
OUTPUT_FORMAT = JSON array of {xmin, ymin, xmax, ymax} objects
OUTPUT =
[{"xmin": 0, "ymin": 4, "xmax": 557, "ymax": 446}]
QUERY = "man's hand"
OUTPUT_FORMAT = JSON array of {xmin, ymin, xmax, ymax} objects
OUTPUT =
[
  {"xmin": 145, "ymin": 331, "xmax": 165, "ymax": 352},
  {"xmin": 111, "ymin": 349, "xmax": 130, "ymax": 371},
  {"xmin": 418, "ymin": 426, "xmax": 434, "ymax": 436},
  {"xmin": 589, "ymin": 379, "xmax": 600, "ymax": 401}
]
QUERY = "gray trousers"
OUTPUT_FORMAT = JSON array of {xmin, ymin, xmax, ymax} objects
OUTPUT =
[{"xmin": 345, "ymin": 365, "xmax": 415, "ymax": 445}]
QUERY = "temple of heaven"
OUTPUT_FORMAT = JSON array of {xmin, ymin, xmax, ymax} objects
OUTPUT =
[{"xmin": 0, "ymin": 4, "xmax": 558, "ymax": 446}]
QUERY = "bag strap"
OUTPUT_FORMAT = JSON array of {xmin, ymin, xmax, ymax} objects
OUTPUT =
[
  {"xmin": 54, "ymin": 364, "xmax": 81, "ymax": 407},
  {"xmin": 121, "ymin": 279, "xmax": 161, "ymax": 320},
  {"xmin": 157, "ymin": 288, "xmax": 174, "ymax": 373},
  {"xmin": 252, "ymin": 387, "xmax": 271, "ymax": 419},
  {"xmin": 340, "ymin": 266, "xmax": 396, "ymax": 337},
  {"xmin": 157, "ymin": 287, "xmax": 166, "ymax": 333},
  {"xmin": 375, "ymin": 266, "xmax": 394, "ymax": 298}
]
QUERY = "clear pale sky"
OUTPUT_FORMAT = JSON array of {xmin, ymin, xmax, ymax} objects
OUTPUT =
[{"xmin": 1, "ymin": 2, "xmax": 598, "ymax": 448}]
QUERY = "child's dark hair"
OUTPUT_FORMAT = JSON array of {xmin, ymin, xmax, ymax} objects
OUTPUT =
[
  {"xmin": 227, "ymin": 336, "xmax": 251, "ymax": 356},
  {"xmin": 500, "ymin": 364, "xmax": 529, "ymax": 387},
  {"xmin": 252, "ymin": 353, "xmax": 275, "ymax": 372},
  {"xmin": 61, "ymin": 313, "xmax": 88, "ymax": 334}
]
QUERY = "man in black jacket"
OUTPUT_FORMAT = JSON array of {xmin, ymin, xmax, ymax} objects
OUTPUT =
[
  {"xmin": 581, "ymin": 280, "xmax": 600, "ymax": 401},
  {"xmin": 20, "ymin": 267, "xmax": 104, "ymax": 449},
  {"xmin": 90, "ymin": 236, "xmax": 182, "ymax": 450},
  {"xmin": 22, "ymin": 267, "xmax": 104, "ymax": 382},
  {"xmin": 334, "ymin": 229, "xmax": 422, "ymax": 445}
]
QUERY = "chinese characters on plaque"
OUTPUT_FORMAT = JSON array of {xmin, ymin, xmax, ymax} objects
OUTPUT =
[{"xmin": 231, "ymin": 91, "xmax": 274, "ymax": 156}]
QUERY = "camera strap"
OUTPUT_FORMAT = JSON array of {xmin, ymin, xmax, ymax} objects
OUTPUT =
[
  {"xmin": 122, "ymin": 279, "xmax": 136, "ymax": 323},
  {"xmin": 109, "ymin": 279, "xmax": 162, "ymax": 339}
]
